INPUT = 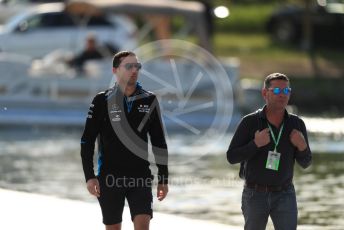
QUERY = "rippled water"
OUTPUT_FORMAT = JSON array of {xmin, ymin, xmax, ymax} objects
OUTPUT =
[{"xmin": 0, "ymin": 128, "xmax": 343, "ymax": 229}]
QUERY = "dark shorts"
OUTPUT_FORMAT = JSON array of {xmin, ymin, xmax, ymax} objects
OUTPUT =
[{"xmin": 97, "ymin": 176, "xmax": 153, "ymax": 225}]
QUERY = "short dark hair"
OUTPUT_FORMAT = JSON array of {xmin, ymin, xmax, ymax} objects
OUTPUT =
[
  {"xmin": 112, "ymin": 51, "xmax": 136, "ymax": 68},
  {"xmin": 264, "ymin": 73, "xmax": 289, "ymax": 88}
]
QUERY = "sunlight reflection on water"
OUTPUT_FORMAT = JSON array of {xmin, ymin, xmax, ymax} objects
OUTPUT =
[{"xmin": 0, "ymin": 129, "xmax": 343, "ymax": 229}]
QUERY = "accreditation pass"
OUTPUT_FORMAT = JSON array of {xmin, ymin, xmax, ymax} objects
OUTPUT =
[{"xmin": 266, "ymin": 151, "xmax": 281, "ymax": 171}]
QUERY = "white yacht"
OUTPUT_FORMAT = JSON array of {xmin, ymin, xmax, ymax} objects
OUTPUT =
[{"xmin": 0, "ymin": 0, "xmax": 241, "ymax": 133}]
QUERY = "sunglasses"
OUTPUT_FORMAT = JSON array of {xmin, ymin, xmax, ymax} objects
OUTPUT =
[
  {"xmin": 119, "ymin": 63, "xmax": 142, "ymax": 71},
  {"xmin": 268, "ymin": 87, "xmax": 292, "ymax": 95}
]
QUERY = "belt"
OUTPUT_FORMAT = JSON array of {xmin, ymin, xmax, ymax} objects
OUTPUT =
[{"xmin": 245, "ymin": 181, "xmax": 292, "ymax": 192}]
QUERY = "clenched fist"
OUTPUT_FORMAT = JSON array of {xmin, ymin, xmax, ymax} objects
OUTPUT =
[
  {"xmin": 290, "ymin": 129, "xmax": 307, "ymax": 151},
  {"xmin": 157, "ymin": 184, "xmax": 168, "ymax": 201},
  {"xmin": 254, "ymin": 128, "xmax": 270, "ymax": 148},
  {"xmin": 87, "ymin": 178, "xmax": 100, "ymax": 197}
]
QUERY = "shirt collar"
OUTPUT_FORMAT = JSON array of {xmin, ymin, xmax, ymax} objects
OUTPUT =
[
  {"xmin": 113, "ymin": 82, "xmax": 142, "ymax": 97},
  {"xmin": 258, "ymin": 104, "xmax": 290, "ymax": 121}
]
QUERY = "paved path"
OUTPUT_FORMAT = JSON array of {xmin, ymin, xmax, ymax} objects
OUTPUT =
[{"xmin": 0, "ymin": 189, "xmax": 240, "ymax": 230}]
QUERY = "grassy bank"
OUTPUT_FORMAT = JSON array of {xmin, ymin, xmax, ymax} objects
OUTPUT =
[
  {"xmin": 214, "ymin": 32, "xmax": 344, "ymax": 79},
  {"xmin": 213, "ymin": 32, "xmax": 307, "ymax": 59},
  {"xmin": 214, "ymin": 3, "xmax": 276, "ymax": 33},
  {"xmin": 210, "ymin": 2, "xmax": 344, "ymax": 79},
  {"xmin": 290, "ymin": 78, "xmax": 344, "ymax": 115},
  {"xmin": 177, "ymin": 2, "xmax": 344, "ymax": 113}
]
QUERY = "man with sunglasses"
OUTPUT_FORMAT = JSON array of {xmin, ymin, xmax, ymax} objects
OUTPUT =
[
  {"xmin": 227, "ymin": 73, "xmax": 312, "ymax": 230},
  {"xmin": 81, "ymin": 51, "xmax": 168, "ymax": 230}
]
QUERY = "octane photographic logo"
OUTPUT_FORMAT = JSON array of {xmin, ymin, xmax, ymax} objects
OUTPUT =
[{"xmin": 108, "ymin": 39, "xmax": 234, "ymax": 165}]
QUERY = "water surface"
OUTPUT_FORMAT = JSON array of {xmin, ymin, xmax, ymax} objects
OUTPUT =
[{"xmin": 0, "ymin": 128, "xmax": 343, "ymax": 229}]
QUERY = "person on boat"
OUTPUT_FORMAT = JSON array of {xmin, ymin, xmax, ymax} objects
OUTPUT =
[{"xmin": 67, "ymin": 34, "xmax": 113, "ymax": 73}]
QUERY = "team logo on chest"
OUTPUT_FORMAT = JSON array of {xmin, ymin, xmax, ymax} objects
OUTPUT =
[
  {"xmin": 111, "ymin": 114, "xmax": 121, "ymax": 122},
  {"xmin": 138, "ymin": 104, "xmax": 150, "ymax": 113},
  {"xmin": 110, "ymin": 104, "xmax": 122, "ymax": 122},
  {"xmin": 110, "ymin": 104, "xmax": 122, "ymax": 114}
]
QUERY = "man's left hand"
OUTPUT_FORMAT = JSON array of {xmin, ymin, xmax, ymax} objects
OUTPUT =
[
  {"xmin": 157, "ymin": 184, "xmax": 168, "ymax": 201},
  {"xmin": 290, "ymin": 129, "xmax": 307, "ymax": 151}
]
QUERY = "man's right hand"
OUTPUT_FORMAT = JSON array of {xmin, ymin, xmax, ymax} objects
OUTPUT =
[
  {"xmin": 86, "ymin": 178, "xmax": 100, "ymax": 197},
  {"xmin": 254, "ymin": 128, "xmax": 270, "ymax": 148}
]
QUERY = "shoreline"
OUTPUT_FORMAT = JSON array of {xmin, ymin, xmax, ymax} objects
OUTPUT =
[
  {"xmin": 0, "ymin": 188, "xmax": 239, "ymax": 230},
  {"xmin": 239, "ymin": 77, "xmax": 344, "ymax": 114}
]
